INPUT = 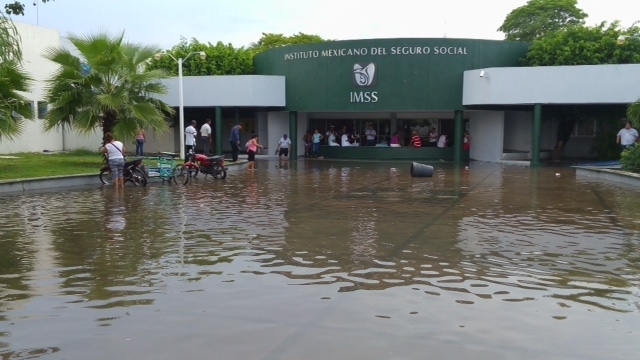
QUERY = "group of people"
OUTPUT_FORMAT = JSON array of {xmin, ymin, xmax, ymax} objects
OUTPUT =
[
  {"xmin": 184, "ymin": 119, "xmax": 213, "ymax": 159},
  {"xmin": 229, "ymin": 123, "xmax": 263, "ymax": 170},
  {"xmin": 304, "ymin": 126, "xmax": 365, "ymax": 157},
  {"xmin": 393, "ymin": 129, "xmax": 471, "ymax": 150},
  {"xmin": 302, "ymin": 124, "xmax": 473, "ymax": 154},
  {"xmin": 228, "ymin": 124, "xmax": 293, "ymax": 170}
]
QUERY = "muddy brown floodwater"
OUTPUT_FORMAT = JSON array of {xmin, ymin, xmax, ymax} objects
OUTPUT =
[{"xmin": 1, "ymin": 160, "xmax": 639, "ymax": 360}]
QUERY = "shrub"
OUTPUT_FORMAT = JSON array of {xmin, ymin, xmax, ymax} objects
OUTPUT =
[{"xmin": 620, "ymin": 145, "xmax": 640, "ymax": 173}]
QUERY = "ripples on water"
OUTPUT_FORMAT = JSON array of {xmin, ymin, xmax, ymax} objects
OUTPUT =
[{"xmin": 1, "ymin": 161, "xmax": 639, "ymax": 359}]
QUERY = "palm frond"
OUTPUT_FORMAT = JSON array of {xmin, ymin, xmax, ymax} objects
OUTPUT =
[
  {"xmin": 44, "ymin": 31, "xmax": 176, "ymax": 139},
  {"xmin": 628, "ymin": 98, "xmax": 640, "ymax": 128},
  {"xmin": 0, "ymin": 13, "xmax": 21, "ymax": 62},
  {"xmin": 0, "ymin": 58, "xmax": 32, "ymax": 140}
]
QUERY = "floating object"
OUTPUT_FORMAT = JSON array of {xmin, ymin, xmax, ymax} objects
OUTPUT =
[
  {"xmin": 410, "ymin": 162, "xmax": 434, "ymax": 178},
  {"xmin": 555, "ymin": 173, "xmax": 561, "ymax": 177}
]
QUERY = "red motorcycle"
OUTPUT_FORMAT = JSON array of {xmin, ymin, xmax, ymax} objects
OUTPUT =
[{"xmin": 175, "ymin": 149, "xmax": 227, "ymax": 185}]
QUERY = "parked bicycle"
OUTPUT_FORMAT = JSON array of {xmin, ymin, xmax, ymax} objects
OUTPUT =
[{"xmin": 99, "ymin": 157, "xmax": 147, "ymax": 186}]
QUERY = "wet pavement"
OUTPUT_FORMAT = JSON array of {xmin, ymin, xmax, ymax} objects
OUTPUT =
[{"xmin": 1, "ymin": 160, "xmax": 639, "ymax": 359}]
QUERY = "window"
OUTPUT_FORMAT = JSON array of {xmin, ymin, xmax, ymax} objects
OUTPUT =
[
  {"xmin": 573, "ymin": 118, "xmax": 596, "ymax": 137},
  {"xmin": 37, "ymin": 101, "xmax": 48, "ymax": 119},
  {"xmin": 11, "ymin": 101, "xmax": 34, "ymax": 119}
]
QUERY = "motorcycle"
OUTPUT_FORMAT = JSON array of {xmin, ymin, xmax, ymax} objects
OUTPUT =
[
  {"xmin": 99, "ymin": 157, "xmax": 147, "ymax": 186},
  {"xmin": 196, "ymin": 152, "xmax": 228, "ymax": 180},
  {"xmin": 179, "ymin": 149, "xmax": 227, "ymax": 182}
]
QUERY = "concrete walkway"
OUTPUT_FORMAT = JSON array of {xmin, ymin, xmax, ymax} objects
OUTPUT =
[{"xmin": 0, "ymin": 159, "xmax": 250, "ymax": 195}]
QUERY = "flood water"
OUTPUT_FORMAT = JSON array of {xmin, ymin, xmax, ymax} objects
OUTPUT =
[{"xmin": 1, "ymin": 160, "xmax": 639, "ymax": 360}]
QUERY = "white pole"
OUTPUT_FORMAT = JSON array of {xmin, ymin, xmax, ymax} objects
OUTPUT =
[{"xmin": 178, "ymin": 58, "xmax": 185, "ymax": 160}]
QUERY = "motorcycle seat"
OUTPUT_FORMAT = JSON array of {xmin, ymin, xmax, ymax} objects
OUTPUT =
[{"xmin": 124, "ymin": 159, "xmax": 141, "ymax": 167}]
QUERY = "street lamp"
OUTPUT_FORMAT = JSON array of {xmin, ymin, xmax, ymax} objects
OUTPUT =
[
  {"xmin": 617, "ymin": 35, "xmax": 640, "ymax": 45},
  {"xmin": 154, "ymin": 51, "xmax": 206, "ymax": 159}
]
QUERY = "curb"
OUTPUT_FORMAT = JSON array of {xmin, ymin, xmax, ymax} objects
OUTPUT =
[
  {"xmin": 0, "ymin": 161, "xmax": 251, "ymax": 195},
  {"xmin": 0, "ymin": 173, "xmax": 102, "ymax": 195},
  {"xmin": 573, "ymin": 166, "xmax": 640, "ymax": 187}
]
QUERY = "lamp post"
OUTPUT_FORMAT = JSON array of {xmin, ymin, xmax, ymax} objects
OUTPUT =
[
  {"xmin": 154, "ymin": 51, "xmax": 206, "ymax": 159},
  {"xmin": 617, "ymin": 35, "xmax": 640, "ymax": 45}
]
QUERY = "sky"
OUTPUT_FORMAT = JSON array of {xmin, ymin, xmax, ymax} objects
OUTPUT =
[{"xmin": 12, "ymin": 0, "xmax": 640, "ymax": 49}]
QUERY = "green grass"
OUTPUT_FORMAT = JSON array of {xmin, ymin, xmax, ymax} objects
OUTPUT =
[{"xmin": 0, "ymin": 150, "xmax": 103, "ymax": 181}]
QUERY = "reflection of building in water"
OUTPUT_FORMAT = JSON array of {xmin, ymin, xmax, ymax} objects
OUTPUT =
[
  {"xmin": 340, "ymin": 167, "xmax": 350, "ymax": 193},
  {"xmin": 348, "ymin": 207, "xmax": 378, "ymax": 262},
  {"xmin": 2, "ymin": 197, "xmax": 60, "ymax": 313},
  {"xmin": 184, "ymin": 176, "xmax": 291, "ymax": 249},
  {"xmin": 452, "ymin": 166, "xmax": 639, "ymax": 312}
]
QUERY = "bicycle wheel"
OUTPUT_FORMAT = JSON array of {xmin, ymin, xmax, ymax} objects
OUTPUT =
[
  {"xmin": 173, "ymin": 164, "xmax": 189, "ymax": 185},
  {"xmin": 132, "ymin": 168, "xmax": 148, "ymax": 187},
  {"xmin": 99, "ymin": 169, "xmax": 113, "ymax": 185}
]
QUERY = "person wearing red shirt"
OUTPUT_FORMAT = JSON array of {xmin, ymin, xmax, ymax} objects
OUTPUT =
[{"xmin": 408, "ymin": 131, "xmax": 422, "ymax": 148}]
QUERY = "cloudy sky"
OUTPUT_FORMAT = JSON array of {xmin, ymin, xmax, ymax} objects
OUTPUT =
[{"xmin": 13, "ymin": 0, "xmax": 640, "ymax": 49}]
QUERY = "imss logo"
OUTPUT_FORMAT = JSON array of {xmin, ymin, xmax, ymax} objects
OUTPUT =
[
  {"xmin": 351, "ymin": 63, "xmax": 379, "ymax": 103},
  {"xmin": 352, "ymin": 63, "xmax": 377, "ymax": 87}
]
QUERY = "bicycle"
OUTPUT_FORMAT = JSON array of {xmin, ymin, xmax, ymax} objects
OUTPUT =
[{"xmin": 142, "ymin": 152, "xmax": 183, "ymax": 185}]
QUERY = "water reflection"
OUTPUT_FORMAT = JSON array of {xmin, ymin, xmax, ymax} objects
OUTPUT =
[{"xmin": 0, "ymin": 161, "xmax": 639, "ymax": 359}]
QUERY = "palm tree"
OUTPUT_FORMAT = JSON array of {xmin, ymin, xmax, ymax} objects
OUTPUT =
[
  {"xmin": 0, "ymin": 13, "xmax": 33, "ymax": 140},
  {"xmin": 628, "ymin": 99, "xmax": 640, "ymax": 128},
  {"xmin": 43, "ymin": 31, "xmax": 175, "ymax": 141}
]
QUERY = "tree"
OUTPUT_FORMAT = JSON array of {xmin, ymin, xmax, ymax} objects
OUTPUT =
[
  {"xmin": 248, "ymin": 32, "xmax": 328, "ymax": 54},
  {"xmin": 0, "ymin": 13, "xmax": 32, "ymax": 140},
  {"xmin": 43, "ymin": 31, "xmax": 175, "ymax": 141},
  {"xmin": 147, "ymin": 33, "xmax": 329, "ymax": 76},
  {"xmin": 498, "ymin": 0, "xmax": 587, "ymax": 41},
  {"xmin": 521, "ymin": 21, "xmax": 640, "ymax": 160},
  {"xmin": 628, "ymin": 100, "xmax": 640, "ymax": 128},
  {"xmin": 146, "ymin": 37, "xmax": 254, "ymax": 76},
  {"xmin": 622, "ymin": 30, "xmax": 640, "ymax": 128},
  {"xmin": 522, "ymin": 21, "xmax": 640, "ymax": 66},
  {"xmin": 4, "ymin": 0, "xmax": 53, "ymax": 15}
]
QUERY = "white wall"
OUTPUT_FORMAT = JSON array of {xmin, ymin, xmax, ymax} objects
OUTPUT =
[
  {"xmin": 260, "ymin": 111, "xmax": 308, "ymax": 158},
  {"xmin": 469, "ymin": 111, "xmax": 504, "ymax": 162},
  {"xmin": 503, "ymin": 111, "xmax": 532, "ymax": 152},
  {"xmin": 266, "ymin": 112, "xmax": 289, "ymax": 158},
  {"xmin": 157, "ymin": 76, "xmax": 286, "ymax": 107},
  {"xmin": 463, "ymin": 64, "xmax": 640, "ymax": 106},
  {"xmin": 297, "ymin": 112, "xmax": 308, "ymax": 157},
  {"xmin": 62, "ymin": 128, "xmax": 102, "ymax": 152},
  {"xmin": 0, "ymin": 23, "xmax": 64, "ymax": 154}
]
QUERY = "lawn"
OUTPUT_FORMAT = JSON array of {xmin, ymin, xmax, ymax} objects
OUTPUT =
[{"xmin": 0, "ymin": 150, "xmax": 103, "ymax": 181}]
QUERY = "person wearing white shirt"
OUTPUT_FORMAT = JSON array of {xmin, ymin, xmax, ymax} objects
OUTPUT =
[
  {"xmin": 341, "ymin": 133, "xmax": 352, "ymax": 147},
  {"xmin": 616, "ymin": 122, "xmax": 639, "ymax": 151},
  {"xmin": 276, "ymin": 134, "xmax": 292, "ymax": 159},
  {"xmin": 437, "ymin": 134, "xmax": 448, "ymax": 148},
  {"xmin": 328, "ymin": 131, "xmax": 340, "ymax": 146},
  {"xmin": 365, "ymin": 125, "xmax": 377, "ymax": 146},
  {"xmin": 200, "ymin": 118, "xmax": 212, "ymax": 156},
  {"xmin": 184, "ymin": 120, "xmax": 198, "ymax": 160}
]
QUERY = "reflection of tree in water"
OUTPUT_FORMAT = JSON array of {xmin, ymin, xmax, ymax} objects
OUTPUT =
[
  {"xmin": 43, "ymin": 187, "xmax": 180, "ymax": 304},
  {"xmin": 0, "ymin": 196, "xmax": 42, "ymax": 314}
]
